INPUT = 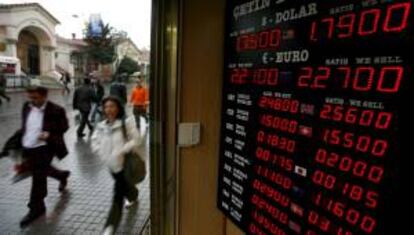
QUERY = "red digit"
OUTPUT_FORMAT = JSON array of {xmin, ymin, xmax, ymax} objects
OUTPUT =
[
  {"xmin": 298, "ymin": 67, "xmax": 313, "ymax": 87},
  {"xmin": 377, "ymin": 66, "xmax": 404, "ymax": 93},
  {"xmin": 258, "ymin": 31, "xmax": 269, "ymax": 48},
  {"xmin": 291, "ymin": 100, "xmax": 299, "ymax": 113},
  {"xmin": 330, "ymin": 129, "xmax": 341, "ymax": 145},
  {"xmin": 315, "ymin": 148, "xmax": 327, "ymax": 163},
  {"xmin": 366, "ymin": 191, "xmax": 379, "ymax": 209},
  {"xmin": 322, "ymin": 17, "xmax": 335, "ymax": 39},
  {"xmin": 339, "ymin": 156, "xmax": 353, "ymax": 172},
  {"xmin": 368, "ymin": 165, "xmax": 384, "ymax": 184},
  {"xmin": 349, "ymin": 185, "xmax": 363, "ymax": 201},
  {"xmin": 353, "ymin": 67, "xmax": 374, "ymax": 91},
  {"xmin": 338, "ymin": 66, "xmax": 352, "ymax": 89},
  {"xmin": 267, "ymin": 68, "xmax": 278, "ymax": 86},
  {"xmin": 257, "ymin": 131, "xmax": 265, "ymax": 143},
  {"xmin": 353, "ymin": 161, "xmax": 367, "ymax": 177},
  {"xmin": 346, "ymin": 209, "xmax": 360, "ymax": 225},
  {"xmin": 320, "ymin": 104, "xmax": 332, "ymax": 119},
  {"xmin": 345, "ymin": 107, "xmax": 358, "ymax": 124},
  {"xmin": 361, "ymin": 216, "xmax": 376, "ymax": 233},
  {"xmin": 375, "ymin": 112, "xmax": 392, "ymax": 129},
  {"xmin": 358, "ymin": 9, "xmax": 381, "ymax": 36},
  {"xmin": 312, "ymin": 67, "xmax": 331, "ymax": 89},
  {"xmin": 338, "ymin": 13, "xmax": 356, "ymax": 38},
  {"xmin": 383, "ymin": 2, "xmax": 411, "ymax": 32},
  {"xmin": 332, "ymin": 106, "xmax": 344, "ymax": 121},
  {"xmin": 269, "ymin": 28, "xmax": 281, "ymax": 48},
  {"xmin": 360, "ymin": 110, "xmax": 374, "ymax": 126},
  {"xmin": 371, "ymin": 140, "xmax": 388, "ymax": 157},
  {"xmin": 326, "ymin": 152, "xmax": 340, "ymax": 167},
  {"xmin": 343, "ymin": 133, "xmax": 354, "ymax": 148},
  {"xmin": 332, "ymin": 202, "xmax": 345, "ymax": 217},
  {"xmin": 356, "ymin": 136, "xmax": 370, "ymax": 152},
  {"xmin": 310, "ymin": 21, "xmax": 318, "ymax": 41},
  {"xmin": 248, "ymin": 34, "xmax": 258, "ymax": 50}
]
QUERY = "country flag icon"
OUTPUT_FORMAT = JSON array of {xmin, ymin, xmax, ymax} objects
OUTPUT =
[
  {"xmin": 290, "ymin": 203, "xmax": 304, "ymax": 217},
  {"xmin": 288, "ymin": 220, "xmax": 302, "ymax": 233},
  {"xmin": 294, "ymin": 165, "xmax": 307, "ymax": 177},
  {"xmin": 299, "ymin": 125, "xmax": 312, "ymax": 137}
]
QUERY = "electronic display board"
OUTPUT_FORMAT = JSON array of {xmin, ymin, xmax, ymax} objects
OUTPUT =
[{"xmin": 217, "ymin": 1, "xmax": 413, "ymax": 234}]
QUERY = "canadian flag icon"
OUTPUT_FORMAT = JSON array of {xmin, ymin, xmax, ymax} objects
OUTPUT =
[{"xmin": 299, "ymin": 125, "xmax": 312, "ymax": 137}]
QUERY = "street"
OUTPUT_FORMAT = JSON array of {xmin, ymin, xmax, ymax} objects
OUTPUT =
[{"xmin": 0, "ymin": 90, "xmax": 150, "ymax": 235}]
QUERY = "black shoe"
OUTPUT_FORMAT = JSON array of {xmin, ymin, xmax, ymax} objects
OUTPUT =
[
  {"xmin": 20, "ymin": 209, "xmax": 46, "ymax": 228},
  {"xmin": 59, "ymin": 171, "xmax": 71, "ymax": 192}
]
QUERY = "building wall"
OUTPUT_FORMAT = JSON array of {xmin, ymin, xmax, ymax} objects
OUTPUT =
[
  {"xmin": 0, "ymin": 7, "xmax": 57, "ymax": 47},
  {"xmin": 55, "ymin": 41, "xmax": 77, "ymax": 76},
  {"xmin": 177, "ymin": 0, "xmax": 244, "ymax": 234},
  {"xmin": 117, "ymin": 40, "xmax": 140, "ymax": 62},
  {"xmin": 0, "ymin": 5, "xmax": 58, "ymax": 76}
]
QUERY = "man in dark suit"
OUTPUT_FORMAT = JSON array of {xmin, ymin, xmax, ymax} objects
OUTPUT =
[
  {"xmin": 91, "ymin": 78, "xmax": 105, "ymax": 123},
  {"xmin": 73, "ymin": 78, "xmax": 95, "ymax": 137},
  {"xmin": 19, "ymin": 86, "xmax": 70, "ymax": 227}
]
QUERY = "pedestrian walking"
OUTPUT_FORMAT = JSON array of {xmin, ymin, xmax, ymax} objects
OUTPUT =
[
  {"xmin": 91, "ymin": 96, "xmax": 143, "ymax": 235},
  {"xmin": 109, "ymin": 74, "xmax": 127, "ymax": 105},
  {"xmin": 73, "ymin": 78, "xmax": 95, "ymax": 137},
  {"xmin": 130, "ymin": 79, "xmax": 149, "ymax": 129},
  {"xmin": 91, "ymin": 78, "xmax": 105, "ymax": 123},
  {"xmin": 18, "ymin": 86, "xmax": 71, "ymax": 228},
  {"xmin": 60, "ymin": 72, "xmax": 71, "ymax": 95}
]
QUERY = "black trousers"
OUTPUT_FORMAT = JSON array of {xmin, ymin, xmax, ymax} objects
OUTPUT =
[
  {"xmin": 77, "ymin": 111, "xmax": 93, "ymax": 136},
  {"xmin": 133, "ymin": 106, "xmax": 148, "ymax": 129},
  {"xmin": 23, "ymin": 146, "xmax": 66, "ymax": 212},
  {"xmin": 105, "ymin": 171, "xmax": 138, "ymax": 230}
]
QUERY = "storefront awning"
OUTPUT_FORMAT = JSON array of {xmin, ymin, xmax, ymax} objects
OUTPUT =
[{"xmin": 0, "ymin": 56, "xmax": 20, "ymax": 64}]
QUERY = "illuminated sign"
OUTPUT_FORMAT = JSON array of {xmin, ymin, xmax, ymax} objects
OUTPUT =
[{"xmin": 217, "ymin": 1, "xmax": 412, "ymax": 234}]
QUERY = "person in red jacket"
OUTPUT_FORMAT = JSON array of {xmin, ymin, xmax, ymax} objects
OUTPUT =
[{"xmin": 130, "ymin": 79, "xmax": 149, "ymax": 129}]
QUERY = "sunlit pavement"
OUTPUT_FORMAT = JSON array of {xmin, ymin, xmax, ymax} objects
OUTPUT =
[{"xmin": 0, "ymin": 89, "xmax": 150, "ymax": 234}]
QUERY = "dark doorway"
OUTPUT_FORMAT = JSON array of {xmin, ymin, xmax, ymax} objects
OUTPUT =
[{"xmin": 28, "ymin": 44, "xmax": 40, "ymax": 75}]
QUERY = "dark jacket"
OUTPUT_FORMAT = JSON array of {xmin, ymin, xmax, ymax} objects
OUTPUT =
[
  {"xmin": 22, "ymin": 101, "xmax": 69, "ymax": 159},
  {"xmin": 93, "ymin": 84, "xmax": 105, "ymax": 103},
  {"xmin": 109, "ymin": 82, "xmax": 127, "ymax": 105},
  {"xmin": 0, "ymin": 74, "xmax": 6, "ymax": 89},
  {"xmin": 73, "ymin": 85, "xmax": 94, "ymax": 112}
]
